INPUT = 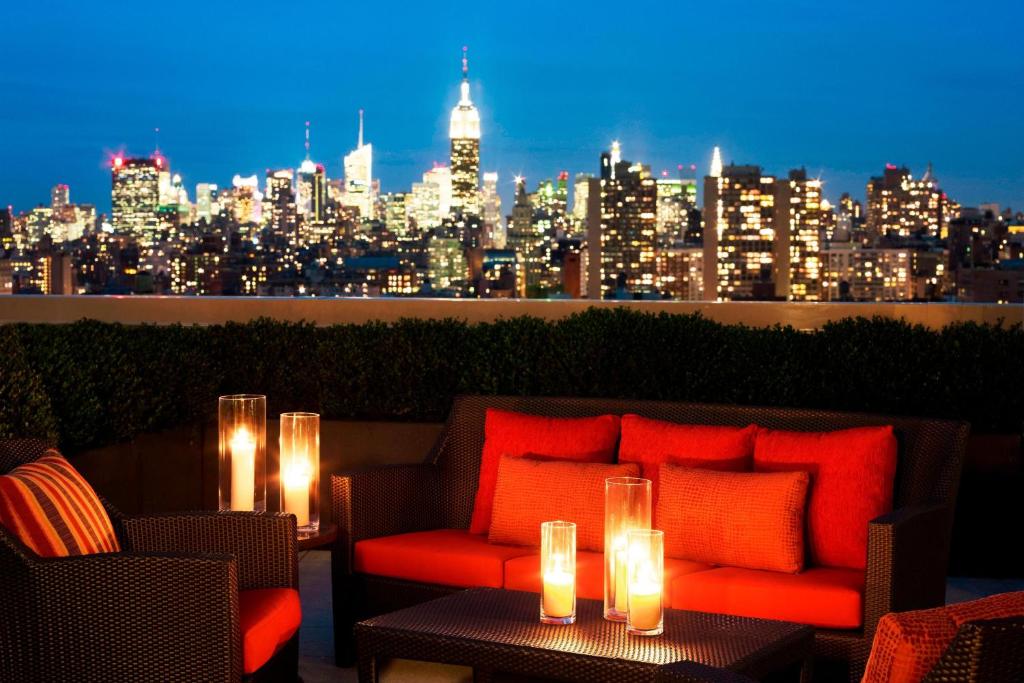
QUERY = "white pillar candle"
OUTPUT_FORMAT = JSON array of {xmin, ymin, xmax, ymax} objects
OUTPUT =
[
  {"xmin": 542, "ymin": 568, "xmax": 575, "ymax": 618},
  {"xmin": 282, "ymin": 463, "xmax": 311, "ymax": 527},
  {"xmin": 229, "ymin": 426, "xmax": 256, "ymax": 511},
  {"xmin": 628, "ymin": 572, "xmax": 663, "ymax": 631}
]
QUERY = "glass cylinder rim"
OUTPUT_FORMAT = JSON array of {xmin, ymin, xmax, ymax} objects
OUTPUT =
[
  {"xmin": 219, "ymin": 394, "xmax": 267, "ymax": 402},
  {"xmin": 606, "ymin": 476, "xmax": 652, "ymax": 487},
  {"xmin": 541, "ymin": 520, "xmax": 576, "ymax": 530},
  {"xmin": 280, "ymin": 411, "xmax": 320, "ymax": 419},
  {"xmin": 626, "ymin": 528, "xmax": 665, "ymax": 540}
]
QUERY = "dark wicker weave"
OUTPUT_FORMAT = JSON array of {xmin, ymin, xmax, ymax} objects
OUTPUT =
[
  {"xmin": 0, "ymin": 438, "xmax": 300, "ymax": 683},
  {"xmin": 331, "ymin": 395, "xmax": 970, "ymax": 680},
  {"xmin": 922, "ymin": 616, "xmax": 1024, "ymax": 683},
  {"xmin": 355, "ymin": 588, "xmax": 811, "ymax": 683}
]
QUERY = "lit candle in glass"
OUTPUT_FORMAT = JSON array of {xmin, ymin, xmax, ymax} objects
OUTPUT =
[
  {"xmin": 279, "ymin": 412, "xmax": 320, "ymax": 536},
  {"xmin": 218, "ymin": 395, "xmax": 266, "ymax": 513},
  {"xmin": 604, "ymin": 477, "xmax": 652, "ymax": 621},
  {"xmin": 540, "ymin": 521, "xmax": 576, "ymax": 624},
  {"xmin": 627, "ymin": 529, "xmax": 664, "ymax": 636}
]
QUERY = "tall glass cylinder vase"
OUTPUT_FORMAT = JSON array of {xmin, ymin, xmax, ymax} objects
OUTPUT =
[
  {"xmin": 540, "ymin": 521, "xmax": 576, "ymax": 625},
  {"xmin": 626, "ymin": 529, "xmax": 664, "ymax": 636},
  {"xmin": 279, "ymin": 412, "xmax": 320, "ymax": 536},
  {"xmin": 603, "ymin": 476, "xmax": 652, "ymax": 621},
  {"xmin": 218, "ymin": 395, "xmax": 267, "ymax": 512}
]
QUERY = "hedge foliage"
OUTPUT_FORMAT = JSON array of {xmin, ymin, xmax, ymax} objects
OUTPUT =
[{"xmin": 1, "ymin": 309, "xmax": 1021, "ymax": 453}]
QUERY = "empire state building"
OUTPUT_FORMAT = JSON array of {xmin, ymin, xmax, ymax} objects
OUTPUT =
[{"xmin": 449, "ymin": 46, "xmax": 481, "ymax": 217}]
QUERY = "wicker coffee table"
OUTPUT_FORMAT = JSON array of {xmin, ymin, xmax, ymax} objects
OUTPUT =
[{"xmin": 355, "ymin": 588, "xmax": 813, "ymax": 682}]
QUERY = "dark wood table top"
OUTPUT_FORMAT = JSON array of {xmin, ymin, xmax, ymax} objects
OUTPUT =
[{"xmin": 356, "ymin": 588, "xmax": 812, "ymax": 682}]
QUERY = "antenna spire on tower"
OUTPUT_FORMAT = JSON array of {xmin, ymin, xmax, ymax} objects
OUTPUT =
[
  {"xmin": 304, "ymin": 120, "xmax": 311, "ymax": 160},
  {"xmin": 462, "ymin": 46, "xmax": 468, "ymax": 79},
  {"xmin": 154, "ymin": 127, "xmax": 160, "ymax": 155},
  {"xmin": 358, "ymin": 109, "xmax": 364, "ymax": 148}
]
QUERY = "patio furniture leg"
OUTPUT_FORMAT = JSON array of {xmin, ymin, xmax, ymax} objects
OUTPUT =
[{"xmin": 357, "ymin": 653, "xmax": 378, "ymax": 683}]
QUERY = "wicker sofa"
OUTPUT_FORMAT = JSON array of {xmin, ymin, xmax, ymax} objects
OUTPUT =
[
  {"xmin": 0, "ymin": 438, "xmax": 300, "ymax": 683},
  {"xmin": 330, "ymin": 395, "xmax": 969, "ymax": 679}
]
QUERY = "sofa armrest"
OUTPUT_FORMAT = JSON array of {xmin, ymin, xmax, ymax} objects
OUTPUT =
[
  {"xmin": 331, "ymin": 463, "xmax": 442, "ymax": 573},
  {"xmin": 0, "ymin": 549, "xmax": 241, "ymax": 682},
  {"xmin": 864, "ymin": 503, "xmax": 951, "ymax": 636},
  {"xmin": 121, "ymin": 510, "xmax": 298, "ymax": 590}
]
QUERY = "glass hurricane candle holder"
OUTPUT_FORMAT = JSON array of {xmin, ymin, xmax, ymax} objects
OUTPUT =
[
  {"xmin": 540, "ymin": 521, "xmax": 576, "ymax": 625},
  {"xmin": 604, "ymin": 476, "xmax": 652, "ymax": 621},
  {"xmin": 218, "ymin": 395, "xmax": 267, "ymax": 513},
  {"xmin": 279, "ymin": 412, "xmax": 320, "ymax": 536},
  {"xmin": 627, "ymin": 529, "xmax": 664, "ymax": 636}
]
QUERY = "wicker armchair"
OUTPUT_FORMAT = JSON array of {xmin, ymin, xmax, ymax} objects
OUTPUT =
[
  {"xmin": 0, "ymin": 438, "xmax": 299, "ymax": 683},
  {"xmin": 924, "ymin": 616, "xmax": 1024, "ymax": 682},
  {"xmin": 331, "ymin": 395, "xmax": 969, "ymax": 680}
]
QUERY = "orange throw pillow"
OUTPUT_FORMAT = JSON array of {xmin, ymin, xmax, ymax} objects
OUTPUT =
[
  {"xmin": 488, "ymin": 456, "xmax": 640, "ymax": 551},
  {"xmin": 754, "ymin": 425, "xmax": 897, "ymax": 570},
  {"xmin": 619, "ymin": 415, "xmax": 756, "ymax": 503},
  {"xmin": 0, "ymin": 450, "xmax": 120, "ymax": 557},
  {"xmin": 656, "ymin": 465, "xmax": 810, "ymax": 573},
  {"xmin": 468, "ymin": 409, "xmax": 621, "ymax": 535}
]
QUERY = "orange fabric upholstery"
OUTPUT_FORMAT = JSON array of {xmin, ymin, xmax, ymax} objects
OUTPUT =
[
  {"xmin": 656, "ymin": 466, "xmax": 809, "ymax": 573},
  {"xmin": 0, "ymin": 450, "xmax": 120, "ymax": 557},
  {"xmin": 619, "ymin": 415, "xmax": 756, "ymax": 504},
  {"xmin": 504, "ymin": 550, "xmax": 712, "ymax": 601},
  {"xmin": 238, "ymin": 588, "xmax": 301, "ymax": 675},
  {"xmin": 862, "ymin": 591, "xmax": 1024, "ymax": 683},
  {"xmin": 670, "ymin": 566, "xmax": 865, "ymax": 629},
  {"xmin": 468, "ymin": 409, "xmax": 620, "ymax": 535},
  {"xmin": 754, "ymin": 425, "xmax": 897, "ymax": 570},
  {"xmin": 354, "ymin": 529, "xmax": 533, "ymax": 588},
  {"xmin": 488, "ymin": 457, "xmax": 640, "ymax": 551}
]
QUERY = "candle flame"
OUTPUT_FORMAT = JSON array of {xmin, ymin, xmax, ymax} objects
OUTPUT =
[{"xmin": 230, "ymin": 426, "xmax": 256, "ymax": 453}]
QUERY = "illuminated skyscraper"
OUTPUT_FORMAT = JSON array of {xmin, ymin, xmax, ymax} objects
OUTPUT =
[
  {"xmin": 51, "ymin": 184, "xmax": 70, "ymax": 213},
  {"xmin": 196, "ymin": 183, "xmax": 218, "ymax": 223},
  {"xmin": 598, "ymin": 143, "xmax": 658, "ymax": 297},
  {"xmin": 506, "ymin": 176, "xmax": 547, "ymax": 291},
  {"xmin": 449, "ymin": 47, "xmax": 481, "ymax": 217},
  {"xmin": 295, "ymin": 122, "xmax": 328, "ymax": 222},
  {"xmin": 773, "ymin": 168, "xmax": 822, "ymax": 301},
  {"xmin": 703, "ymin": 162, "xmax": 777, "ymax": 300},
  {"xmin": 572, "ymin": 173, "xmax": 593, "ymax": 228},
  {"xmin": 343, "ymin": 111, "xmax": 374, "ymax": 219},
  {"xmin": 111, "ymin": 156, "xmax": 161, "ymax": 240},
  {"xmin": 481, "ymin": 172, "xmax": 503, "ymax": 247},
  {"xmin": 410, "ymin": 165, "xmax": 452, "ymax": 231},
  {"xmin": 266, "ymin": 170, "xmax": 298, "ymax": 237},
  {"xmin": 231, "ymin": 175, "xmax": 261, "ymax": 225},
  {"xmin": 866, "ymin": 163, "xmax": 947, "ymax": 239}
]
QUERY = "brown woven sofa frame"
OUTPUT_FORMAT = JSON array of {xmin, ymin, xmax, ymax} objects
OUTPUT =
[
  {"xmin": 923, "ymin": 615, "xmax": 1024, "ymax": 682},
  {"xmin": 0, "ymin": 438, "xmax": 300, "ymax": 683},
  {"xmin": 331, "ymin": 395, "xmax": 970, "ymax": 680}
]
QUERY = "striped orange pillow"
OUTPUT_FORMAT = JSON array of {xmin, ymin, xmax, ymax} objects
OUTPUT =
[{"xmin": 0, "ymin": 450, "xmax": 120, "ymax": 557}]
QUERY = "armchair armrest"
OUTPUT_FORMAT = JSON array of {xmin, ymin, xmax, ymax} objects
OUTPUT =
[
  {"xmin": 121, "ymin": 510, "xmax": 298, "ymax": 590},
  {"xmin": 331, "ymin": 463, "xmax": 441, "ymax": 573},
  {"xmin": 864, "ymin": 503, "xmax": 951, "ymax": 636},
  {"xmin": 0, "ymin": 550, "xmax": 241, "ymax": 682}
]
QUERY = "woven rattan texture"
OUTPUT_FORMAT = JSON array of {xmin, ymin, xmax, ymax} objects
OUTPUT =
[{"xmin": 923, "ymin": 616, "xmax": 1024, "ymax": 683}]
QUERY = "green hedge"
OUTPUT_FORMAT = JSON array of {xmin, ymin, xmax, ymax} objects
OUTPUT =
[{"xmin": 1, "ymin": 309, "xmax": 1021, "ymax": 453}]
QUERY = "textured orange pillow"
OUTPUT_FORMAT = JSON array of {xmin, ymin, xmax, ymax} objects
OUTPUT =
[
  {"xmin": 656, "ymin": 465, "xmax": 810, "ymax": 573},
  {"xmin": 863, "ymin": 591, "xmax": 1024, "ymax": 683},
  {"xmin": 754, "ymin": 425, "xmax": 897, "ymax": 570},
  {"xmin": 468, "ymin": 409, "xmax": 621, "ymax": 535},
  {"xmin": 488, "ymin": 456, "xmax": 640, "ymax": 551},
  {"xmin": 0, "ymin": 450, "xmax": 120, "ymax": 557},
  {"xmin": 619, "ymin": 415, "xmax": 756, "ymax": 503}
]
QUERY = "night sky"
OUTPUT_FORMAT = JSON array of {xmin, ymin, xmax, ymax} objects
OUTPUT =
[{"xmin": 2, "ymin": 1, "xmax": 1022, "ymax": 215}]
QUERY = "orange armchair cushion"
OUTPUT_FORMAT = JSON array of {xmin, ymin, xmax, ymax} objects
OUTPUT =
[
  {"xmin": 863, "ymin": 591, "xmax": 1024, "ymax": 683},
  {"xmin": 468, "ymin": 409, "xmax": 620, "ymax": 535},
  {"xmin": 489, "ymin": 457, "xmax": 640, "ymax": 551},
  {"xmin": 754, "ymin": 425, "xmax": 897, "ymax": 570},
  {"xmin": 656, "ymin": 465, "xmax": 810, "ymax": 573},
  {"xmin": 0, "ymin": 450, "xmax": 120, "ymax": 557},
  {"xmin": 619, "ymin": 415, "xmax": 756, "ymax": 504},
  {"xmin": 239, "ymin": 588, "xmax": 302, "ymax": 674}
]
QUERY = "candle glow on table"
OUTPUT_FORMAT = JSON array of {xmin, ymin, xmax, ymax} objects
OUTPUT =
[
  {"xmin": 229, "ymin": 426, "xmax": 256, "ymax": 511},
  {"xmin": 628, "ymin": 571, "xmax": 662, "ymax": 632},
  {"xmin": 540, "ymin": 521, "xmax": 576, "ymax": 624},
  {"xmin": 626, "ymin": 528, "xmax": 664, "ymax": 636},
  {"xmin": 282, "ymin": 462, "xmax": 311, "ymax": 527},
  {"xmin": 604, "ymin": 477, "xmax": 651, "ymax": 621},
  {"xmin": 542, "ymin": 562, "xmax": 574, "ymax": 618},
  {"xmin": 279, "ymin": 411, "xmax": 321, "ymax": 535}
]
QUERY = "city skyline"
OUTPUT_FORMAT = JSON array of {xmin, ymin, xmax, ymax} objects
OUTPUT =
[{"xmin": 2, "ymin": 2, "xmax": 1022, "ymax": 214}]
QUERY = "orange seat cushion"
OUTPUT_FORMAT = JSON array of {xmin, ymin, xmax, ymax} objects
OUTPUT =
[
  {"xmin": 670, "ymin": 566, "xmax": 865, "ymax": 629},
  {"xmin": 488, "ymin": 457, "xmax": 640, "ymax": 551},
  {"xmin": 354, "ymin": 529, "xmax": 533, "ymax": 588},
  {"xmin": 468, "ymin": 409, "xmax": 621, "ymax": 535},
  {"xmin": 619, "ymin": 415, "xmax": 756, "ymax": 504},
  {"xmin": 656, "ymin": 466, "xmax": 810, "ymax": 573},
  {"xmin": 0, "ymin": 450, "xmax": 120, "ymax": 557},
  {"xmin": 505, "ymin": 550, "xmax": 712, "ymax": 601},
  {"xmin": 863, "ymin": 591, "xmax": 1024, "ymax": 683},
  {"xmin": 754, "ymin": 426, "xmax": 897, "ymax": 570},
  {"xmin": 239, "ymin": 588, "xmax": 301, "ymax": 674}
]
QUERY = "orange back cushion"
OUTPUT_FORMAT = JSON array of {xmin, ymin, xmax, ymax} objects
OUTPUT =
[
  {"xmin": 619, "ymin": 415, "xmax": 756, "ymax": 503},
  {"xmin": 754, "ymin": 425, "xmax": 897, "ymax": 570},
  {"xmin": 0, "ymin": 450, "xmax": 120, "ymax": 557},
  {"xmin": 468, "ymin": 409, "xmax": 621, "ymax": 535},
  {"xmin": 656, "ymin": 465, "xmax": 810, "ymax": 573},
  {"xmin": 488, "ymin": 456, "xmax": 640, "ymax": 551}
]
